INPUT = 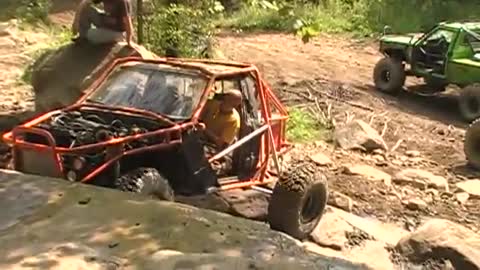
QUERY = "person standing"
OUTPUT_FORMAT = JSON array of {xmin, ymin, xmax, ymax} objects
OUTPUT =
[{"xmin": 71, "ymin": 0, "xmax": 134, "ymax": 46}]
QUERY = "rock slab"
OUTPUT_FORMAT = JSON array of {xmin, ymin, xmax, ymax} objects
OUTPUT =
[
  {"xmin": 0, "ymin": 169, "xmax": 366, "ymax": 270},
  {"xmin": 393, "ymin": 169, "xmax": 449, "ymax": 191},
  {"xmin": 456, "ymin": 179, "xmax": 480, "ymax": 198},
  {"xmin": 343, "ymin": 164, "xmax": 391, "ymax": 185},
  {"xmin": 395, "ymin": 219, "xmax": 480, "ymax": 270}
]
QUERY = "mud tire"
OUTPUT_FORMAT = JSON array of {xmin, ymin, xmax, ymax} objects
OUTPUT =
[
  {"xmin": 267, "ymin": 160, "xmax": 328, "ymax": 240},
  {"xmin": 373, "ymin": 57, "xmax": 406, "ymax": 95},
  {"xmin": 115, "ymin": 167, "xmax": 174, "ymax": 201},
  {"xmin": 464, "ymin": 118, "xmax": 480, "ymax": 170},
  {"xmin": 459, "ymin": 84, "xmax": 480, "ymax": 122}
]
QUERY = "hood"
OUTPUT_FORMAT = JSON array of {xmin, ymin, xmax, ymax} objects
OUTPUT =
[{"xmin": 380, "ymin": 33, "xmax": 424, "ymax": 45}]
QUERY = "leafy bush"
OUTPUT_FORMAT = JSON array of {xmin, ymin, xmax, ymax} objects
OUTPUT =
[
  {"xmin": 16, "ymin": 0, "xmax": 51, "ymax": 25},
  {"xmin": 221, "ymin": 0, "xmax": 480, "ymax": 38},
  {"xmin": 143, "ymin": 1, "xmax": 224, "ymax": 57},
  {"xmin": 286, "ymin": 107, "xmax": 330, "ymax": 142}
]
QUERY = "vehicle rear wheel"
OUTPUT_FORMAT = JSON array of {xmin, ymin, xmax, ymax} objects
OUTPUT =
[
  {"xmin": 115, "ymin": 167, "xmax": 174, "ymax": 201},
  {"xmin": 267, "ymin": 159, "xmax": 328, "ymax": 240},
  {"xmin": 459, "ymin": 84, "xmax": 480, "ymax": 122},
  {"xmin": 373, "ymin": 57, "xmax": 406, "ymax": 95},
  {"xmin": 464, "ymin": 118, "xmax": 480, "ymax": 170}
]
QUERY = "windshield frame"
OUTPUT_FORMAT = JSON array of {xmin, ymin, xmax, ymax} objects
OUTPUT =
[{"xmin": 78, "ymin": 60, "xmax": 213, "ymax": 121}]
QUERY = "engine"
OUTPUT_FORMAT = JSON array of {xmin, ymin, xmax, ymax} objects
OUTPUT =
[
  {"xmin": 17, "ymin": 109, "xmax": 173, "ymax": 181},
  {"xmin": 29, "ymin": 110, "xmax": 165, "ymax": 148}
]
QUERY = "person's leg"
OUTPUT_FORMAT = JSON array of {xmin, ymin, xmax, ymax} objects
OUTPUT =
[{"xmin": 86, "ymin": 28, "xmax": 125, "ymax": 44}]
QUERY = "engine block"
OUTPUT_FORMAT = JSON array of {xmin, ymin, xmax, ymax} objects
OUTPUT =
[{"xmin": 32, "ymin": 110, "xmax": 163, "ymax": 148}]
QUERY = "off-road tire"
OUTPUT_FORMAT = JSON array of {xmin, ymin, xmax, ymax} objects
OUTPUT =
[
  {"xmin": 115, "ymin": 167, "xmax": 174, "ymax": 201},
  {"xmin": 459, "ymin": 84, "xmax": 480, "ymax": 122},
  {"xmin": 267, "ymin": 160, "xmax": 328, "ymax": 240},
  {"xmin": 373, "ymin": 57, "xmax": 406, "ymax": 95},
  {"xmin": 464, "ymin": 118, "xmax": 480, "ymax": 170}
]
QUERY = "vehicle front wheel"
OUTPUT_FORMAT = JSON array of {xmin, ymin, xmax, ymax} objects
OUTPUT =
[
  {"xmin": 464, "ymin": 118, "xmax": 480, "ymax": 170},
  {"xmin": 115, "ymin": 167, "xmax": 174, "ymax": 201},
  {"xmin": 373, "ymin": 57, "xmax": 406, "ymax": 95},
  {"xmin": 267, "ymin": 160, "xmax": 328, "ymax": 240},
  {"xmin": 459, "ymin": 84, "xmax": 480, "ymax": 122}
]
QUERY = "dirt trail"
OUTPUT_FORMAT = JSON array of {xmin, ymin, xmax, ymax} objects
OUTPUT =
[
  {"xmin": 0, "ymin": 21, "xmax": 49, "ymax": 118},
  {"xmin": 218, "ymin": 31, "xmax": 379, "ymax": 87}
]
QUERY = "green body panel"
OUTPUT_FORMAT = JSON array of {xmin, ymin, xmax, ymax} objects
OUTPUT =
[
  {"xmin": 380, "ymin": 34, "xmax": 420, "ymax": 46},
  {"xmin": 377, "ymin": 22, "xmax": 480, "ymax": 86},
  {"xmin": 447, "ymin": 59, "xmax": 480, "ymax": 85}
]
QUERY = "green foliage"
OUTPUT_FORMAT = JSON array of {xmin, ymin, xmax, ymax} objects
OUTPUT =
[
  {"xmin": 16, "ymin": 0, "xmax": 52, "ymax": 25},
  {"xmin": 286, "ymin": 107, "xmax": 330, "ymax": 142},
  {"xmin": 143, "ymin": 1, "xmax": 224, "ymax": 58},
  {"xmin": 221, "ymin": 0, "xmax": 480, "ymax": 40}
]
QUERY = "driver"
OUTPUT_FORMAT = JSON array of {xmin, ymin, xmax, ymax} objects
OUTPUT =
[{"xmin": 201, "ymin": 89, "xmax": 242, "ymax": 149}]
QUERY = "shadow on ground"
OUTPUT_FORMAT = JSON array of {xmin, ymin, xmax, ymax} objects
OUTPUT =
[{"xmin": 355, "ymin": 83, "xmax": 468, "ymax": 130}]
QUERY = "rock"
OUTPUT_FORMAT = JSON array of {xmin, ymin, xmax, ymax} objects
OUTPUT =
[
  {"xmin": 393, "ymin": 169, "xmax": 449, "ymax": 191},
  {"xmin": 343, "ymin": 164, "xmax": 392, "ymax": 185},
  {"xmin": 10, "ymin": 242, "xmax": 126, "ymax": 270},
  {"xmin": 310, "ymin": 152, "xmax": 333, "ymax": 167},
  {"xmin": 314, "ymin": 140, "xmax": 328, "ymax": 149},
  {"xmin": 372, "ymin": 154, "xmax": 385, "ymax": 162},
  {"xmin": 391, "ymin": 159, "xmax": 403, "ymax": 166},
  {"xmin": 328, "ymin": 191, "xmax": 354, "ymax": 212},
  {"xmin": 333, "ymin": 120, "xmax": 388, "ymax": 152},
  {"xmin": 0, "ymin": 170, "xmax": 367, "ymax": 270},
  {"xmin": 395, "ymin": 219, "xmax": 480, "ymax": 270},
  {"xmin": 405, "ymin": 150, "xmax": 420, "ymax": 157},
  {"xmin": 456, "ymin": 180, "xmax": 480, "ymax": 198},
  {"xmin": 455, "ymin": 192, "xmax": 470, "ymax": 205},
  {"xmin": 425, "ymin": 188, "xmax": 439, "ymax": 197},
  {"xmin": 31, "ymin": 41, "xmax": 158, "ymax": 113},
  {"xmin": 334, "ymin": 208, "xmax": 409, "ymax": 246},
  {"xmin": 402, "ymin": 198, "xmax": 427, "ymax": 211},
  {"xmin": 146, "ymin": 249, "xmax": 324, "ymax": 270},
  {"xmin": 310, "ymin": 207, "xmax": 355, "ymax": 251}
]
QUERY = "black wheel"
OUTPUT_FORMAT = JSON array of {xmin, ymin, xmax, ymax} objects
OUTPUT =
[
  {"xmin": 424, "ymin": 77, "xmax": 447, "ymax": 92},
  {"xmin": 373, "ymin": 57, "xmax": 406, "ymax": 95},
  {"xmin": 267, "ymin": 160, "xmax": 328, "ymax": 240},
  {"xmin": 459, "ymin": 84, "xmax": 480, "ymax": 122},
  {"xmin": 115, "ymin": 167, "xmax": 174, "ymax": 201},
  {"xmin": 464, "ymin": 118, "xmax": 480, "ymax": 170}
]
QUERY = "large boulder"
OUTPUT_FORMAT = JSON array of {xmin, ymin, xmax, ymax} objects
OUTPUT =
[
  {"xmin": 333, "ymin": 120, "xmax": 387, "ymax": 152},
  {"xmin": 30, "ymin": 41, "xmax": 157, "ymax": 114},
  {"xmin": 395, "ymin": 219, "xmax": 480, "ymax": 270},
  {"xmin": 0, "ymin": 169, "xmax": 367, "ymax": 270}
]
